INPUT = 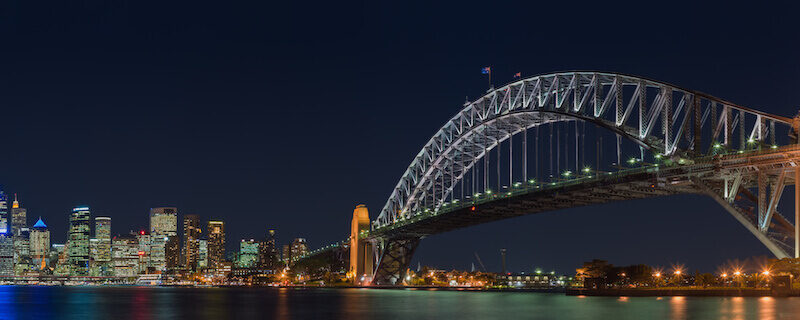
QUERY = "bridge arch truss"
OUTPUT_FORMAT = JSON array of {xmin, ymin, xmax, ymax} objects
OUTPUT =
[{"xmin": 376, "ymin": 71, "xmax": 793, "ymax": 229}]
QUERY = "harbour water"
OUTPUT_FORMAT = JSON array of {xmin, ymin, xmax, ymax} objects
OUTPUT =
[{"xmin": 0, "ymin": 286, "xmax": 798, "ymax": 319}]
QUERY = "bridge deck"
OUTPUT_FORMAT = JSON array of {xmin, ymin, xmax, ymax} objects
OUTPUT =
[{"xmin": 372, "ymin": 166, "xmax": 701, "ymax": 238}]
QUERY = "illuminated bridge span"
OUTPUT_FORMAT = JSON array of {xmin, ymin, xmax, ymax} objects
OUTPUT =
[{"xmin": 297, "ymin": 71, "xmax": 800, "ymax": 286}]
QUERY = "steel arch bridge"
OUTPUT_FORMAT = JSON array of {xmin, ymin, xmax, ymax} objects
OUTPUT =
[{"xmin": 296, "ymin": 71, "xmax": 800, "ymax": 286}]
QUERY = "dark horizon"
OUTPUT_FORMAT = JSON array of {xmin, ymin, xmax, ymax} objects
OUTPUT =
[{"xmin": 1, "ymin": 1, "xmax": 800, "ymax": 274}]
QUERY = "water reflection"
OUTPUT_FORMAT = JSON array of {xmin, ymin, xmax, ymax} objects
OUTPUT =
[
  {"xmin": 0, "ymin": 287, "xmax": 796, "ymax": 320},
  {"xmin": 669, "ymin": 296, "xmax": 685, "ymax": 320},
  {"xmin": 757, "ymin": 297, "xmax": 775, "ymax": 320}
]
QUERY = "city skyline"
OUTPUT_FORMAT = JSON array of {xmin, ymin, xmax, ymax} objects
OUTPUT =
[
  {"xmin": 1, "ymin": 1, "xmax": 799, "ymax": 275},
  {"xmin": 0, "ymin": 191, "xmax": 309, "ymax": 271}
]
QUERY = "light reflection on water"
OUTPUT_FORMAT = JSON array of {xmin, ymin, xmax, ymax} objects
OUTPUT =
[{"xmin": 0, "ymin": 287, "xmax": 799, "ymax": 320}]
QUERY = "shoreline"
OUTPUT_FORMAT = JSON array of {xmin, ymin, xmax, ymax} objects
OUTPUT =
[{"xmin": 566, "ymin": 288, "xmax": 798, "ymax": 297}]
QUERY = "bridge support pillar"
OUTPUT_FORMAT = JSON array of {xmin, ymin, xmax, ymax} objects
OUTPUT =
[
  {"xmin": 371, "ymin": 237, "xmax": 420, "ymax": 286},
  {"xmin": 349, "ymin": 205, "xmax": 374, "ymax": 284},
  {"xmin": 796, "ymin": 168, "xmax": 799, "ymax": 258}
]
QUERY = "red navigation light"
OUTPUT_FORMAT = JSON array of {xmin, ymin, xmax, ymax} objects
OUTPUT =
[
  {"xmin": 140, "ymin": 230, "xmax": 145, "ymax": 235},
  {"xmin": 471, "ymin": 206, "xmax": 476, "ymax": 211},
  {"xmin": 138, "ymin": 251, "xmax": 145, "ymax": 256}
]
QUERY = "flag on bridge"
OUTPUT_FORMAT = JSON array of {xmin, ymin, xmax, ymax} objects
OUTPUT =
[
  {"xmin": 481, "ymin": 67, "xmax": 491, "ymax": 74},
  {"xmin": 513, "ymin": 72, "xmax": 521, "ymax": 78}
]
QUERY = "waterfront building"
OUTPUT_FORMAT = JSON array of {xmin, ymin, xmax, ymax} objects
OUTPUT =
[
  {"xmin": 30, "ymin": 218, "xmax": 50, "ymax": 269},
  {"xmin": 112, "ymin": 234, "xmax": 139, "ymax": 277},
  {"xmin": 13, "ymin": 227, "xmax": 30, "ymax": 275},
  {"xmin": 136, "ymin": 231, "xmax": 151, "ymax": 274},
  {"xmin": 183, "ymin": 214, "xmax": 201, "ymax": 271},
  {"xmin": 51, "ymin": 243, "xmax": 68, "ymax": 275},
  {"xmin": 149, "ymin": 207, "xmax": 178, "ymax": 272},
  {"xmin": 214, "ymin": 261, "xmax": 232, "ymax": 282},
  {"xmin": 496, "ymin": 273, "xmax": 570, "ymax": 288},
  {"xmin": 68, "ymin": 206, "xmax": 91, "ymax": 275},
  {"xmin": 197, "ymin": 239, "xmax": 208, "ymax": 269},
  {"xmin": 237, "ymin": 239, "xmax": 259, "ymax": 268},
  {"xmin": 207, "ymin": 221, "xmax": 225, "ymax": 268},
  {"xmin": 258, "ymin": 229, "xmax": 279, "ymax": 270},
  {"xmin": 290, "ymin": 238, "xmax": 308, "ymax": 261}
]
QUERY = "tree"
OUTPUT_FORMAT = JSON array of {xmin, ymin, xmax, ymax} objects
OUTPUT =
[
  {"xmin": 695, "ymin": 273, "xmax": 716, "ymax": 287},
  {"xmin": 622, "ymin": 264, "xmax": 653, "ymax": 286}
]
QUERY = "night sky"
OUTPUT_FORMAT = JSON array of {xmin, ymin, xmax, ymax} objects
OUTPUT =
[{"xmin": 1, "ymin": 1, "xmax": 800, "ymax": 274}]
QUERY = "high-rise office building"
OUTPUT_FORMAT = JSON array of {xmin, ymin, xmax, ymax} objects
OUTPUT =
[
  {"xmin": 237, "ymin": 239, "xmax": 259, "ymax": 268},
  {"xmin": 258, "ymin": 229, "xmax": 279, "ymax": 270},
  {"xmin": 282, "ymin": 244, "xmax": 291, "ymax": 264},
  {"xmin": 0, "ymin": 234, "xmax": 12, "ymax": 276},
  {"xmin": 197, "ymin": 239, "xmax": 208, "ymax": 270},
  {"xmin": 207, "ymin": 221, "xmax": 225, "ymax": 268},
  {"xmin": 112, "ymin": 233, "xmax": 139, "ymax": 277},
  {"xmin": 94, "ymin": 217, "xmax": 111, "ymax": 262},
  {"xmin": 149, "ymin": 207, "xmax": 178, "ymax": 272},
  {"xmin": 183, "ymin": 214, "xmax": 201, "ymax": 271},
  {"xmin": 9, "ymin": 194, "xmax": 29, "ymax": 275},
  {"xmin": 68, "ymin": 206, "xmax": 91, "ymax": 275},
  {"xmin": 30, "ymin": 218, "xmax": 50, "ymax": 270},
  {"xmin": 0, "ymin": 191, "xmax": 9, "ymax": 234},
  {"xmin": 10, "ymin": 194, "xmax": 26, "ymax": 238},
  {"xmin": 290, "ymin": 238, "xmax": 308, "ymax": 262},
  {"xmin": 0, "ymin": 190, "xmax": 12, "ymax": 276}
]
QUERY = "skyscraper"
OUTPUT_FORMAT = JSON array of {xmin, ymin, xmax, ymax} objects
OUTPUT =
[
  {"xmin": 290, "ymin": 238, "xmax": 307, "ymax": 266},
  {"xmin": 258, "ymin": 229, "xmax": 279, "ymax": 270},
  {"xmin": 183, "ymin": 214, "xmax": 201, "ymax": 271},
  {"xmin": 236, "ymin": 239, "xmax": 259, "ymax": 268},
  {"xmin": 149, "ymin": 207, "xmax": 178, "ymax": 272},
  {"xmin": 0, "ymin": 234, "xmax": 12, "ymax": 276},
  {"xmin": 30, "ymin": 218, "xmax": 50, "ymax": 270},
  {"xmin": 282, "ymin": 244, "xmax": 291, "ymax": 265},
  {"xmin": 68, "ymin": 206, "xmax": 91, "ymax": 275},
  {"xmin": 10, "ymin": 195, "xmax": 29, "ymax": 275},
  {"xmin": 0, "ymin": 191, "xmax": 9, "ymax": 234},
  {"xmin": 207, "ymin": 221, "xmax": 225, "ymax": 268},
  {"xmin": 94, "ymin": 217, "xmax": 112, "ymax": 275},
  {"xmin": 197, "ymin": 239, "xmax": 208, "ymax": 270},
  {"xmin": 10, "ymin": 194, "xmax": 26, "ymax": 238}
]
